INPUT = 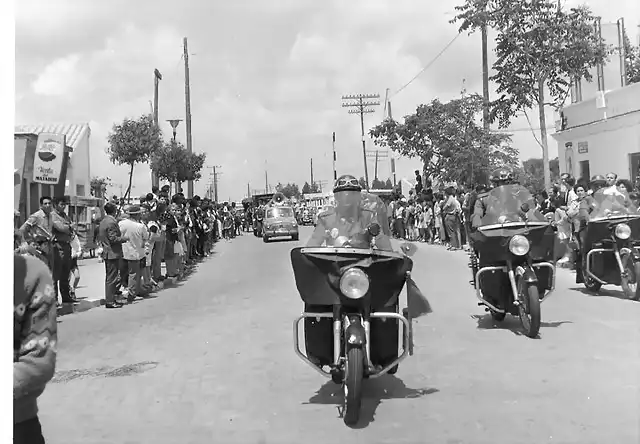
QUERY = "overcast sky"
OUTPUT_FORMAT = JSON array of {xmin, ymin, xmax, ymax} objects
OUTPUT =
[{"xmin": 14, "ymin": 0, "xmax": 640, "ymax": 201}]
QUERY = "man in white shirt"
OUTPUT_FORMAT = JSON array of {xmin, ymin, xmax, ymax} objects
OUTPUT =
[{"xmin": 118, "ymin": 205, "xmax": 149, "ymax": 302}]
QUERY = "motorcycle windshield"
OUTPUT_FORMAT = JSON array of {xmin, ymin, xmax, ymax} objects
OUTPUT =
[
  {"xmin": 589, "ymin": 190, "xmax": 640, "ymax": 221},
  {"xmin": 303, "ymin": 191, "xmax": 396, "ymax": 253},
  {"xmin": 479, "ymin": 184, "xmax": 546, "ymax": 229}
]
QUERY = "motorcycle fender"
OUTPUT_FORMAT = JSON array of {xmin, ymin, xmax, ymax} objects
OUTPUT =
[
  {"xmin": 515, "ymin": 265, "xmax": 538, "ymax": 284},
  {"xmin": 344, "ymin": 320, "xmax": 366, "ymax": 350}
]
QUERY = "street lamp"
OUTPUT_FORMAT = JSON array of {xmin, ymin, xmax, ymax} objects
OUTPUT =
[{"xmin": 167, "ymin": 119, "xmax": 183, "ymax": 142}]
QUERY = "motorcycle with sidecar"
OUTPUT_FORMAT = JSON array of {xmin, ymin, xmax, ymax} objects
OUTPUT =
[
  {"xmin": 469, "ymin": 184, "xmax": 557, "ymax": 338},
  {"xmin": 574, "ymin": 191, "xmax": 640, "ymax": 300},
  {"xmin": 290, "ymin": 199, "xmax": 430, "ymax": 425}
]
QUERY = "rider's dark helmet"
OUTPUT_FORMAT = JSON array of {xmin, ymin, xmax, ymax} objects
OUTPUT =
[
  {"xmin": 590, "ymin": 174, "xmax": 606, "ymax": 186},
  {"xmin": 489, "ymin": 167, "xmax": 515, "ymax": 185},
  {"xmin": 333, "ymin": 174, "xmax": 362, "ymax": 193}
]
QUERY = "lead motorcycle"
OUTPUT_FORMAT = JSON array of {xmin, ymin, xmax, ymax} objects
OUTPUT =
[
  {"xmin": 290, "ymin": 198, "xmax": 431, "ymax": 425},
  {"xmin": 574, "ymin": 191, "xmax": 640, "ymax": 300},
  {"xmin": 469, "ymin": 184, "xmax": 556, "ymax": 338}
]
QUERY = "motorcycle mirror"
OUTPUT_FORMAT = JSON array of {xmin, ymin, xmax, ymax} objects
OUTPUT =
[
  {"xmin": 520, "ymin": 203, "xmax": 530, "ymax": 213},
  {"xmin": 401, "ymin": 242, "xmax": 417, "ymax": 257},
  {"xmin": 367, "ymin": 223, "xmax": 381, "ymax": 237}
]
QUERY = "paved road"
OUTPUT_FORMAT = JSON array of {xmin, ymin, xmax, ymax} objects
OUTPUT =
[{"xmin": 40, "ymin": 227, "xmax": 640, "ymax": 444}]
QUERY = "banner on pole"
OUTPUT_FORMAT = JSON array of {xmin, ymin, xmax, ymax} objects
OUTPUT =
[{"xmin": 33, "ymin": 133, "xmax": 65, "ymax": 184}]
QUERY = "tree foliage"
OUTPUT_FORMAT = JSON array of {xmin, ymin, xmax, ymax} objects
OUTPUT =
[
  {"xmin": 623, "ymin": 28, "xmax": 640, "ymax": 85},
  {"xmin": 452, "ymin": 0, "xmax": 609, "ymax": 189},
  {"xmin": 150, "ymin": 141, "xmax": 207, "ymax": 185},
  {"xmin": 90, "ymin": 176, "xmax": 111, "ymax": 198},
  {"xmin": 275, "ymin": 182, "xmax": 301, "ymax": 199},
  {"xmin": 518, "ymin": 157, "xmax": 560, "ymax": 193},
  {"xmin": 358, "ymin": 177, "xmax": 369, "ymax": 190},
  {"xmin": 370, "ymin": 93, "xmax": 517, "ymax": 186},
  {"xmin": 106, "ymin": 114, "xmax": 163, "ymax": 200},
  {"xmin": 301, "ymin": 181, "xmax": 320, "ymax": 194},
  {"xmin": 371, "ymin": 178, "xmax": 393, "ymax": 189}
]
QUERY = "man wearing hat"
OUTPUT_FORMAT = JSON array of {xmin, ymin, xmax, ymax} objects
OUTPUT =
[{"xmin": 118, "ymin": 205, "xmax": 149, "ymax": 303}]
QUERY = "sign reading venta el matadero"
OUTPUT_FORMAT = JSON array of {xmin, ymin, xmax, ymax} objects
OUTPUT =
[{"xmin": 33, "ymin": 133, "xmax": 66, "ymax": 184}]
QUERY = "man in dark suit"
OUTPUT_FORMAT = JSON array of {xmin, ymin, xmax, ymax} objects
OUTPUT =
[{"xmin": 98, "ymin": 202, "xmax": 129, "ymax": 309}]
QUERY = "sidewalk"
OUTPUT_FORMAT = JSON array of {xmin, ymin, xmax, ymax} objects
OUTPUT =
[{"xmin": 58, "ymin": 258, "xmax": 171, "ymax": 316}]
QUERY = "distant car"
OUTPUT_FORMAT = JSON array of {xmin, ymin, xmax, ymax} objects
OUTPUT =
[{"xmin": 263, "ymin": 206, "xmax": 299, "ymax": 242}]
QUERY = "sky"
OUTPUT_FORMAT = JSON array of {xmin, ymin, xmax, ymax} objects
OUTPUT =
[{"xmin": 13, "ymin": 0, "xmax": 640, "ymax": 202}]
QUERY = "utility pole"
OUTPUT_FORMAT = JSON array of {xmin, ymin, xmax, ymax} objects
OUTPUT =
[
  {"xmin": 183, "ymin": 37, "xmax": 194, "ymax": 198},
  {"xmin": 386, "ymin": 98, "xmax": 397, "ymax": 187},
  {"xmin": 332, "ymin": 132, "xmax": 337, "ymax": 182},
  {"xmin": 209, "ymin": 165, "xmax": 222, "ymax": 203},
  {"xmin": 152, "ymin": 69, "xmax": 162, "ymax": 189},
  {"xmin": 310, "ymin": 158, "xmax": 314, "ymax": 189},
  {"xmin": 366, "ymin": 150, "xmax": 389, "ymax": 185},
  {"xmin": 247, "ymin": 183, "xmax": 251, "ymax": 198},
  {"xmin": 342, "ymin": 93, "xmax": 380, "ymax": 190}
]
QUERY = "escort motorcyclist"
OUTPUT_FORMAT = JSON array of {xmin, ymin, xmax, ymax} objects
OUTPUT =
[
  {"xmin": 307, "ymin": 174, "xmax": 392, "ymax": 250},
  {"xmin": 471, "ymin": 167, "xmax": 517, "ymax": 229}
]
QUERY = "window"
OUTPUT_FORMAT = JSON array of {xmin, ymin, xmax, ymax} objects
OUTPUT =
[{"xmin": 76, "ymin": 184, "xmax": 85, "ymax": 196}]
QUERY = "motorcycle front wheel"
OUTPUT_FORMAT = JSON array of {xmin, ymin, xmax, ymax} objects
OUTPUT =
[
  {"xmin": 517, "ymin": 279, "xmax": 541, "ymax": 338},
  {"xmin": 343, "ymin": 347, "xmax": 364, "ymax": 426},
  {"xmin": 621, "ymin": 255, "xmax": 640, "ymax": 301}
]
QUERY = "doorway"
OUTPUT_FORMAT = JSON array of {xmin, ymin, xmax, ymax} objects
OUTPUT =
[{"xmin": 579, "ymin": 160, "xmax": 590, "ymax": 182}]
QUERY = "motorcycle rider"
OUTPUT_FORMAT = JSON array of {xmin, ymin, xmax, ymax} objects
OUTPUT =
[
  {"xmin": 471, "ymin": 167, "xmax": 517, "ymax": 229},
  {"xmin": 307, "ymin": 174, "xmax": 392, "ymax": 249}
]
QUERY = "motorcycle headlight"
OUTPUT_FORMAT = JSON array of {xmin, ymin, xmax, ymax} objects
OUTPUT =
[
  {"xmin": 615, "ymin": 223, "xmax": 631, "ymax": 240},
  {"xmin": 339, "ymin": 268, "xmax": 370, "ymax": 299},
  {"xmin": 508, "ymin": 235, "xmax": 530, "ymax": 256}
]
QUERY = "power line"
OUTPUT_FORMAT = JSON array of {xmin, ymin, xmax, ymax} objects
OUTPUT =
[{"xmin": 392, "ymin": 32, "xmax": 462, "ymax": 97}]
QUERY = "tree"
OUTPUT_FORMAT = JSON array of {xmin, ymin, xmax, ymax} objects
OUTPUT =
[
  {"xmin": 370, "ymin": 93, "xmax": 517, "ymax": 186},
  {"xmin": 452, "ymin": 0, "xmax": 609, "ymax": 190},
  {"xmin": 301, "ymin": 181, "xmax": 311, "ymax": 194},
  {"xmin": 358, "ymin": 177, "xmax": 369, "ymax": 190},
  {"xmin": 150, "ymin": 141, "xmax": 206, "ymax": 192},
  {"xmin": 275, "ymin": 182, "xmax": 301, "ymax": 199},
  {"xmin": 371, "ymin": 178, "xmax": 385, "ymax": 189},
  {"xmin": 623, "ymin": 28, "xmax": 640, "ymax": 85},
  {"xmin": 519, "ymin": 157, "xmax": 560, "ymax": 193},
  {"xmin": 106, "ymin": 114, "xmax": 163, "ymax": 201},
  {"xmin": 90, "ymin": 176, "xmax": 111, "ymax": 198},
  {"xmin": 384, "ymin": 178, "xmax": 394, "ymax": 189}
]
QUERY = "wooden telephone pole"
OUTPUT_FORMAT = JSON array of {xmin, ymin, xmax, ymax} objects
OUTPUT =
[
  {"xmin": 342, "ymin": 94, "xmax": 380, "ymax": 190},
  {"xmin": 310, "ymin": 158, "xmax": 314, "ymax": 189},
  {"xmin": 332, "ymin": 132, "xmax": 337, "ymax": 182},
  {"xmin": 152, "ymin": 69, "xmax": 162, "ymax": 189},
  {"xmin": 183, "ymin": 37, "xmax": 194, "ymax": 198}
]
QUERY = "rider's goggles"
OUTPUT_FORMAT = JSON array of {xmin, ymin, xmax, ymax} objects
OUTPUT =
[{"xmin": 335, "ymin": 178, "xmax": 360, "ymax": 188}]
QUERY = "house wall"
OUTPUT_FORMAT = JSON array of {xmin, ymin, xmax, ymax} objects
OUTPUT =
[{"xmin": 66, "ymin": 130, "xmax": 91, "ymax": 197}]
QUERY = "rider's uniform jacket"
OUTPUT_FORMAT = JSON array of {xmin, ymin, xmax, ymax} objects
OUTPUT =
[
  {"xmin": 471, "ymin": 190, "xmax": 491, "ymax": 229},
  {"xmin": 307, "ymin": 204, "xmax": 392, "ymax": 250}
]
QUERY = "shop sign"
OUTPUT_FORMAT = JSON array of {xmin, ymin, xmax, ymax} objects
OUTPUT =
[{"xmin": 33, "ymin": 133, "xmax": 65, "ymax": 184}]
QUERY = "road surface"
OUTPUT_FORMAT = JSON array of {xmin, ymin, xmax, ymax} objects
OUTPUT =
[{"xmin": 40, "ymin": 227, "xmax": 640, "ymax": 444}]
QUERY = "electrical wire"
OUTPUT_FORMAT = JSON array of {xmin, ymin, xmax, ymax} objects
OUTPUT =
[{"xmin": 391, "ymin": 32, "xmax": 463, "ymax": 97}]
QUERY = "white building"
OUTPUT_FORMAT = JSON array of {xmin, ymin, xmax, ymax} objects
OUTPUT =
[{"xmin": 552, "ymin": 20, "xmax": 640, "ymax": 182}]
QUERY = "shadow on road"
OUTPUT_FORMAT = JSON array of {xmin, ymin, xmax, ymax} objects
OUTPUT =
[
  {"xmin": 569, "ymin": 286, "xmax": 637, "ymax": 301},
  {"xmin": 304, "ymin": 375, "xmax": 438, "ymax": 428},
  {"xmin": 471, "ymin": 314, "xmax": 572, "ymax": 337}
]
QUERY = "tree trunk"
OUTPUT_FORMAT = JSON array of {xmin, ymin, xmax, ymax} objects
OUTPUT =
[{"xmin": 537, "ymin": 79, "xmax": 552, "ymax": 191}]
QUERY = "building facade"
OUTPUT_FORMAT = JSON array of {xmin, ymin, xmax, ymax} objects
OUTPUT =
[
  {"xmin": 14, "ymin": 123, "xmax": 92, "ymax": 221},
  {"xmin": 552, "ymin": 20, "xmax": 640, "ymax": 183}
]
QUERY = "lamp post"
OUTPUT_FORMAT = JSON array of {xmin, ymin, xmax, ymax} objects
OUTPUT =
[
  {"xmin": 166, "ymin": 119, "xmax": 183, "ymax": 195},
  {"xmin": 167, "ymin": 119, "xmax": 183, "ymax": 142}
]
